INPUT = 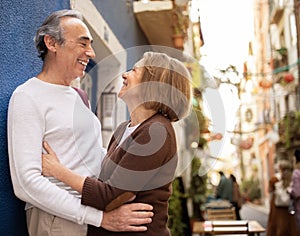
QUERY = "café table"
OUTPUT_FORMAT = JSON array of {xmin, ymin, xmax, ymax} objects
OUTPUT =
[{"xmin": 192, "ymin": 220, "xmax": 266, "ymax": 236}]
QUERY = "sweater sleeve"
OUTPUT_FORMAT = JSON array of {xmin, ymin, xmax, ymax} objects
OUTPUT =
[
  {"xmin": 7, "ymin": 91, "xmax": 102, "ymax": 227},
  {"xmin": 291, "ymin": 170, "xmax": 300, "ymax": 199},
  {"xmin": 81, "ymin": 118, "xmax": 177, "ymax": 210},
  {"xmin": 82, "ymin": 177, "xmax": 131, "ymax": 211}
]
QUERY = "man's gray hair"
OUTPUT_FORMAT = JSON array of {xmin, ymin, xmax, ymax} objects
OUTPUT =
[{"xmin": 34, "ymin": 9, "xmax": 83, "ymax": 61}]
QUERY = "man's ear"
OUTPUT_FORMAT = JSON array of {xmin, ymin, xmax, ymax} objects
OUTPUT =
[{"xmin": 44, "ymin": 34, "xmax": 57, "ymax": 53}]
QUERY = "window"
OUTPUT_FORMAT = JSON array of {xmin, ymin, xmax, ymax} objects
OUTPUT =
[{"xmin": 100, "ymin": 92, "xmax": 117, "ymax": 130}]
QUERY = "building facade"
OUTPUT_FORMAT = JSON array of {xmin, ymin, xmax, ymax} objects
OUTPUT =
[
  {"xmin": 1, "ymin": 0, "xmax": 201, "ymax": 234},
  {"xmin": 252, "ymin": 0, "xmax": 300, "ymax": 205}
]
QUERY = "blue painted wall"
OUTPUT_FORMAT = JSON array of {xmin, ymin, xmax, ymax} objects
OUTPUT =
[{"xmin": 0, "ymin": 1, "xmax": 70, "ymax": 235}]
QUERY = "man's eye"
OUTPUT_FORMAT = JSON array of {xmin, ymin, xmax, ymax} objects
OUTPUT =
[{"xmin": 81, "ymin": 43, "xmax": 87, "ymax": 47}]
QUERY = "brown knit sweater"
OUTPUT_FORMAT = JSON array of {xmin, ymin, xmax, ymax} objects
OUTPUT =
[{"xmin": 81, "ymin": 114, "xmax": 178, "ymax": 236}]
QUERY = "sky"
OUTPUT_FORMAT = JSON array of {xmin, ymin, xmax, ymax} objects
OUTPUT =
[
  {"xmin": 191, "ymin": 0, "xmax": 255, "ymax": 162},
  {"xmin": 196, "ymin": 0, "xmax": 254, "ymax": 73}
]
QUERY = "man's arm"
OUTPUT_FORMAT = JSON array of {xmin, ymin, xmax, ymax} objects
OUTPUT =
[{"xmin": 7, "ymin": 91, "xmax": 102, "ymax": 226}]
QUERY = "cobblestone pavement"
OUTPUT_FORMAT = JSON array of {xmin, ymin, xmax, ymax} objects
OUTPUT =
[{"xmin": 240, "ymin": 202, "xmax": 269, "ymax": 236}]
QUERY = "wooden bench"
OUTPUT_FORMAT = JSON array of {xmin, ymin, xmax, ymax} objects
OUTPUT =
[
  {"xmin": 192, "ymin": 220, "xmax": 266, "ymax": 236},
  {"xmin": 206, "ymin": 207, "xmax": 236, "ymax": 220}
]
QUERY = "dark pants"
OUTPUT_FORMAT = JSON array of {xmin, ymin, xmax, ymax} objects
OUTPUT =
[{"xmin": 231, "ymin": 202, "xmax": 241, "ymax": 220}]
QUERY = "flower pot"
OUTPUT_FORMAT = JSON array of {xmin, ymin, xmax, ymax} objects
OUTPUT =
[
  {"xmin": 172, "ymin": 34, "xmax": 184, "ymax": 50},
  {"xmin": 259, "ymin": 79, "xmax": 272, "ymax": 89},
  {"xmin": 284, "ymin": 73, "xmax": 294, "ymax": 83}
]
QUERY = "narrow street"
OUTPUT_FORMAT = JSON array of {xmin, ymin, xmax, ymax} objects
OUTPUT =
[{"xmin": 240, "ymin": 202, "xmax": 269, "ymax": 236}]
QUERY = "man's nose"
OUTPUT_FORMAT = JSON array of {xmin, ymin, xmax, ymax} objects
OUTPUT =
[{"xmin": 86, "ymin": 46, "xmax": 95, "ymax": 59}]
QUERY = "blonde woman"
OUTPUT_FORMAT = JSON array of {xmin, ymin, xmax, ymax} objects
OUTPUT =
[{"xmin": 42, "ymin": 51, "xmax": 192, "ymax": 236}]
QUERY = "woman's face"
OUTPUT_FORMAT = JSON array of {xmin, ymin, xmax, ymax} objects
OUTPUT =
[{"xmin": 118, "ymin": 59, "xmax": 144, "ymax": 100}]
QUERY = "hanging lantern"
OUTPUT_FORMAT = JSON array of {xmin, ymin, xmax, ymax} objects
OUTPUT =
[
  {"xmin": 259, "ymin": 79, "xmax": 272, "ymax": 89},
  {"xmin": 231, "ymin": 136, "xmax": 254, "ymax": 150},
  {"xmin": 210, "ymin": 133, "xmax": 223, "ymax": 141},
  {"xmin": 283, "ymin": 73, "xmax": 294, "ymax": 83},
  {"xmin": 239, "ymin": 137, "xmax": 254, "ymax": 150}
]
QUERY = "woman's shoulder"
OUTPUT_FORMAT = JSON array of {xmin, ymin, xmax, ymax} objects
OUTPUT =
[
  {"xmin": 144, "ymin": 114, "xmax": 174, "ymax": 132},
  {"xmin": 146, "ymin": 114, "xmax": 172, "ymax": 126},
  {"xmin": 134, "ymin": 114, "xmax": 176, "ymax": 144}
]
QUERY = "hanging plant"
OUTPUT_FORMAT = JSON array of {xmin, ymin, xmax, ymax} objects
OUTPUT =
[
  {"xmin": 285, "ymin": 115, "xmax": 291, "ymax": 148},
  {"xmin": 276, "ymin": 47, "xmax": 288, "ymax": 56},
  {"xmin": 278, "ymin": 111, "xmax": 300, "ymax": 148},
  {"xmin": 172, "ymin": 7, "xmax": 189, "ymax": 36}
]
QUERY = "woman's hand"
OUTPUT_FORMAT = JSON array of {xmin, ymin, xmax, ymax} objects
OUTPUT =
[
  {"xmin": 42, "ymin": 141, "xmax": 85, "ymax": 193},
  {"xmin": 42, "ymin": 141, "xmax": 61, "ymax": 178}
]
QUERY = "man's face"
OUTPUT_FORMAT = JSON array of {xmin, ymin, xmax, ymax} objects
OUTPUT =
[{"xmin": 56, "ymin": 17, "xmax": 95, "ymax": 82}]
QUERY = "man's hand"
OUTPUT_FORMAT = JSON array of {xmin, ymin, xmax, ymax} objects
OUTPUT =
[{"xmin": 101, "ymin": 203, "xmax": 153, "ymax": 232}]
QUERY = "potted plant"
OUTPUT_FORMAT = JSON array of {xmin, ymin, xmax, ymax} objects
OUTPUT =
[
  {"xmin": 276, "ymin": 47, "xmax": 288, "ymax": 56},
  {"xmin": 241, "ymin": 177, "xmax": 261, "ymax": 203},
  {"xmin": 189, "ymin": 157, "xmax": 207, "ymax": 223},
  {"xmin": 168, "ymin": 177, "xmax": 191, "ymax": 236},
  {"xmin": 171, "ymin": 6, "xmax": 189, "ymax": 50}
]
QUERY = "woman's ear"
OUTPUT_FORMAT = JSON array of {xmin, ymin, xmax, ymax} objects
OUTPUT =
[{"xmin": 44, "ymin": 34, "xmax": 57, "ymax": 53}]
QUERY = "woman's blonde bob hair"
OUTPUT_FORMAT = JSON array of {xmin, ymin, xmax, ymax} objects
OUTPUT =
[
  {"xmin": 278, "ymin": 160, "xmax": 293, "ymax": 188},
  {"xmin": 138, "ymin": 52, "xmax": 192, "ymax": 122}
]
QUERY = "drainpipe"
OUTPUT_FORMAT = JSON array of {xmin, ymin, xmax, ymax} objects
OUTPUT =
[{"xmin": 294, "ymin": 0, "xmax": 300, "ymax": 109}]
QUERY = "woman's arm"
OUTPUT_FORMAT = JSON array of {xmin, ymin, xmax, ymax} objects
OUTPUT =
[
  {"xmin": 42, "ymin": 142, "xmax": 86, "ymax": 194},
  {"xmin": 42, "ymin": 142, "xmax": 135, "ymax": 211},
  {"xmin": 42, "ymin": 145, "xmax": 153, "ymax": 229},
  {"xmin": 82, "ymin": 118, "xmax": 177, "ymax": 210}
]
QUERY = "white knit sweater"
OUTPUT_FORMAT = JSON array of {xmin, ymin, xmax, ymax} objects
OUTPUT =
[{"xmin": 7, "ymin": 77, "xmax": 106, "ymax": 226}]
